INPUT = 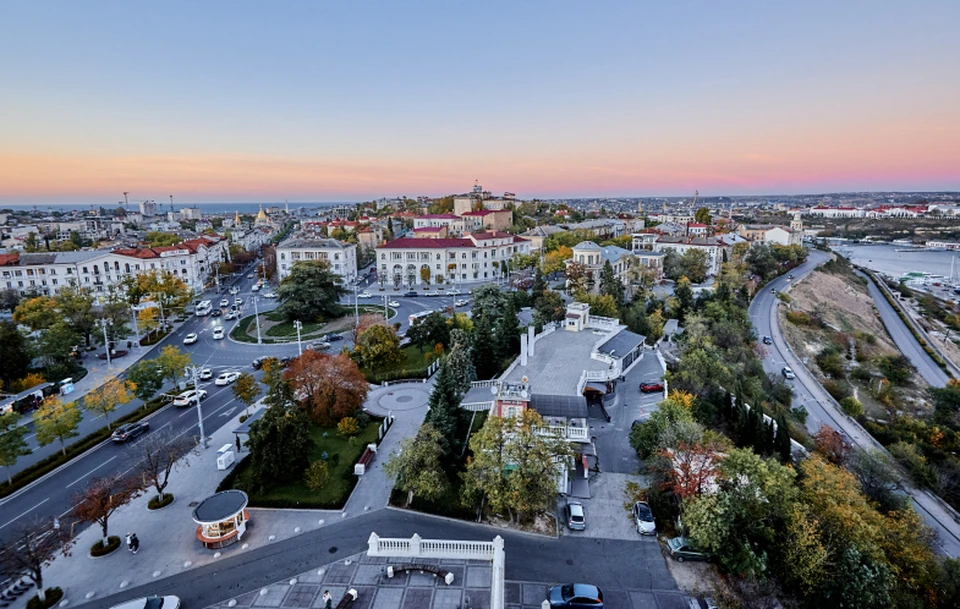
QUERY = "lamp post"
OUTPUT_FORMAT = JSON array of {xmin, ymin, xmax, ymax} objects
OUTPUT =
[
  {"xmin": 130, "ymin": 305, "xmax": 140, "ymax": 349},
  {"xmin": 383, "ymin": 293, "xmax": 388, "ymax": 319},
  {"xmin": 353, "ymin": 281, "xmax": 359, "ymax": 326},
  {"xmin": 253, "ymin": 296, "xmax": 262, "ymax": 345},
  {"xmin": 97, "ymin": 319, "xmax": 111, "ymax": 367},
  {"xmin": 184, "ymin": 364, "xmax": 207, "ymax": 448},
  {"xmin": 293, "ymin": 320, "xmax": 303, "ymax": 356}
]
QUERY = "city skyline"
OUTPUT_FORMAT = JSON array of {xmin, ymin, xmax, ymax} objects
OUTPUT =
[{"xmin": 2, "ymin": 1, "xmax": 958, "ymax": 204}]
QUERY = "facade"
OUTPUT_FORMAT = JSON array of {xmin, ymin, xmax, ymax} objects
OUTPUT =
[
  {"xmin": 412, "ymin": 214, "xmax": 465, "ymax": 235},
  {"xmin": 519, "ymin": 225, "xmax": 567, "ymax": 252},
  {"xmin": 376, "ymin": 231, "xmax": 531, "ymax": 287},
  {"xmin": 736, "ymin": 224, "xmax": 803, "ymax": 247},
  {"xmin": 654, "ymin": 236, "xmax": 723, "ymax": 277},
  {"xmin": 460, "ymin": 209, "xmax": 513, "ymax": 233},
  {"xmin": 276, "ymin": 238, "xmax": 358, "ymax": 283},
  {"xmin": 412, "ymin": 226, "xmax": 449, "ymax": 239}
]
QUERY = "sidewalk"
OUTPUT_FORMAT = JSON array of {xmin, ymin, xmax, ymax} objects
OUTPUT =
[{"xmin": 15, "ymin": 381, "xmax": 433, "ymax": 608}]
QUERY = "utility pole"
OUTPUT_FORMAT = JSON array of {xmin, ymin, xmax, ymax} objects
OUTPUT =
[
  {"xmin": 97, "ymin": 319, "xmax": 111, "ymax": 367},
  {"xmin": 294, "ymin": 320, "xmax": 303, "ymax": 356},
  {"xmin": 130, "ymin": 305, "xmax": 140, "ymax": 348},
  {"xmin": 184, "ymin": 364, "xmax": 207, "ymax": 448},
  {"xmin": 383, "ymin": 293, "xmax": 388, "ymax": 319},
  {"xmin": 253, "ymin": 296, "xmax": 262, "ymax": 345}
]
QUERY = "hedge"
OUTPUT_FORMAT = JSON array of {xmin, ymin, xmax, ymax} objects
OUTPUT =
[
  {"xmin": 0, "ymin": 395, "xmax": 171, "ymax": 499},
  {"xmin": 26, "ymin": 588, "xmax": 63, "ymax": 609}
]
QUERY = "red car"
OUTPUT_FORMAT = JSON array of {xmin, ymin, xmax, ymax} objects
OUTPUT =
[{"xmin": 640, "ymin": 381, "xmax": 664, "ymax": 393}]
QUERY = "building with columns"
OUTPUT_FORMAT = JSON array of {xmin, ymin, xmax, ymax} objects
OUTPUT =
[{"xmin": 276, "ymin": 237, "xmax": 358, "ymax": 283}]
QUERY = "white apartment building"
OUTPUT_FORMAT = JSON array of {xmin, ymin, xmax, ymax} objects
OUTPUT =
[
  {"xmin": 276, "ymin": 238, "xmax": 358, "ymax": 283},
  {"xmin": 376, "ymin": 231, "xmax": 531, "ymax": 287},
  {"xmin": 412, "ymin": 214, "xmax": 466, "ymax": 236}
]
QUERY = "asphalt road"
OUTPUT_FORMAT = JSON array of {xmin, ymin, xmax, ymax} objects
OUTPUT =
[
  {"xmin": 80, "ymin": 509, "xmax": 679, "ymax": 609},
  {"xmin": 749, "ymin": 250, "xmax": 960, "ymax": 557}
]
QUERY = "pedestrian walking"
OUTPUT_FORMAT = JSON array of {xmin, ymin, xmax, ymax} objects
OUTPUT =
[
  {"xmin": 126, "ymin": 533, "xmax": 133, "ymax": 552},
  {"xmin": 236, "ymin": 435, "xmax": 242, "ymax": 453},
  {"xmin": 322, "ymin": 590, "xmax": 332, "ymax": 609},
  {"xmin": 131, "ymin": 533, "xmax": 140, "ymax": 554}
]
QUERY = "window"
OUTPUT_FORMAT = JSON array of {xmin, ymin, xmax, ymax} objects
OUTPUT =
[
  {"xmin": 280, "ymin": 253, "xmax": 286, "ymax": 260},
  {"xmin": 52, "ymin": 279, "xmax": 58, "ymax": 285},
  {"xmin": 15, "ymin": 270, "xmax": 22, "ymax": 277},
  {"xmin": 82, "ymin": 267, "xmax": 88, "ymax": 274}
]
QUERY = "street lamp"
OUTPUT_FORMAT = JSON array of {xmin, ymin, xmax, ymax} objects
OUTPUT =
[
  {"xmin": 97, "ymin": 318, "xmax": 112, "ymax": 367},
  {"xmin": 184, "ymin": 364, "xmax": 207, "ymax": 448},
  {"xmin": 130, "ymin": 305, "xmax": 140, "ymax": 349},
  {"xmin": 253, "ymin": 296, "xmax": 262, "ymax": 345},
  {"xmin": 353, "ymin": 281, "xmax": 359, "ymax": 326},
  {"xmin": 293, "ymin": 320, "xmax": 303, "ymax": 356}
]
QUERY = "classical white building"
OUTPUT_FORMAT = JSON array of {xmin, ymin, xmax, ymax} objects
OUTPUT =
[
  {"xmin": 376, "ymin": 231, "xmax": 531, "ymax": 287},
  {"xmin": 276, "ymin": 238, "xmax": 358, "ymax": 283}
]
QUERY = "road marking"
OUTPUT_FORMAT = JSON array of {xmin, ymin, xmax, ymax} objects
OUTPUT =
[
  {"xmin": 0, "ymin": 498, "xmax": 50, "ymax": 530},
  {"xmin": 66, "ymin": 456, "xmax": 117, "ymax": 488}
]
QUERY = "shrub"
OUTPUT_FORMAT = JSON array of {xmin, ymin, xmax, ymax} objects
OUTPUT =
[
  {"xmin": 817, "ymin": 348, "xmax": 846, "ymax": 378},
  {"xmin": 785, "ymin": 311, "xmax": 810, "ymax": 326},
  {"xmin": 304, "ymin": 460, "xmax": 329, "ymax": 490},
  {"xmin": 823, "ymin": 379, "xmax": 851, "ymax": 401},
  {"xmin": 850, "ymin": 366, "xmax": 873, "ymax": 382},
  {"xmin": 888, "ymin": 441, "xmax": 937, "ymax": 488},
  {"xmin": 878, "ymin": 355, "xmax": 912, "ymax": 385},
  {"xmin": 148, "ymin": 493, "xmax": 174, "ymax": 510},
  {"xmin": 11, "ymin": 372, "xmax": 46, "ymax": 393},
  {"xmin": 840, "ymin": 396, "xmax": 864, "ymax": 417},
  {"xmin": 337, "ymin": 417, "xmax": 360, "ymax": 437},
  {"xmin": 776, "ymin": 292, "xmax": 791, "ymax": 303},
  {"xmin": 90, "ymin": 535, "xmax": 121, "ymax": 557},
  {"xmin": 26, "ymin": 588, "xmax": 63, "ymax": 609},
  {"xmin": 238, "ymin": 414, "xmax": 249, "ymax": 424}
]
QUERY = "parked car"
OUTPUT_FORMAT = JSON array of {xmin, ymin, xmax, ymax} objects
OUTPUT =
[
  {"xmin": 666, "ymin": 537, "xmax": 712, "ymax": 562},
  {"xmin": 455, "ymin": 299, "xmax": 469, "ymax": 307},
  {"xmin": 109, "ymin": 595, "xmax": 180, "ymax": 609},
  {"xmin": 782, "ymin": 366, "xmax": 795, "ymax": 379},
  {"xmin": 403, "ymin": 290, "xmax": 419, "ymax": 297},
  {"xmin": 547, "ymin": 583, "xmax": 604, "ymax": 608},
  {"xmin": 110, "ymin": 421, "xmax": 150, "ymax": 443},
  {"xmin": 212, "ymin": 327, "xmax": 225, "ymax": 340},
  {"xmin": 182, "ymin": 333, "xmax": 198, "ymax": 345},
  {"xmin": 762, "ymin": 335, "xmax": 773, "ymax": 345},
  {"xmin": 631, "ymin": 501, "xmax": 656, "ymax": 535},
  {"xmin": 173, "ymin": 389, "xmax": 207, "ymax": 406},
  {"xmin": 358, "ymin": 291, "xmax": 373, "ymax": 299},
  {"xmin": 388, "ymin": 300, "xmax": 400, "ymax": 307},
  {"xmin": 220, "ymin": 298, "xmax": 229, "ymax": 308},
  {"xmin": 639, "ymin": 381, "xmax": 664, "ymax": 393},
  {"xmin": 323, "ymin": 333, "xmax": 343, "ymax": 342},
  {"xmin": 215, "ymin": 371, "xmax": 241, "ymax": 386},
  {"xmin": 198, "ymin": 367, "xmax": 213, "ymax": 380},
  {"xmin": 565, "ymin": 501, "xmax": 586, "ymax": 531}
]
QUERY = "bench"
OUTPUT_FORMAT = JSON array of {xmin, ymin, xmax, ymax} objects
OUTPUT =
[
  {"xmin": 386, "ymin": 564, "xmax": 455, "ymax": 585},
  {"xmin": 335, "ymin": 588, "xmax": 358, "ymax": 609},
  {"xmin": 354, "ymin": 445, "xmax": 377, "ymax": 475}
]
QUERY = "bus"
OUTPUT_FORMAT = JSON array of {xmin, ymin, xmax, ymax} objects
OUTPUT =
[
  {"xmin": 408, "ymin": 310, "xmax": 434, "ymax": 326},
  {"xmin": 195, "ymin": 300, "xmax": 213, "ymax": 316}
]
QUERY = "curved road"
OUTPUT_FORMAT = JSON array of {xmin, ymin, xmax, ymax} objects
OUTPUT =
[{"xmin": 750, "ymin": 250, "xmax": 960, "ymax": 556}]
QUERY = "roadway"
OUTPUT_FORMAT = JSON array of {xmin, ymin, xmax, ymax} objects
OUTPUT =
[{"xmin": 749, "ymin": 250, "xmax": 960, "ymax": 556}]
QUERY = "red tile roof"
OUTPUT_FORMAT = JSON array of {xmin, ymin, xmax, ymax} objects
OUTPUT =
[
  {"xmin": 461, "ymin": 209, "xmax": 508, "ymax": 216},
  {"xmin": 417, "ymin": 214, "xmax": 460, "ymax": 220},
  {"xmin": 380, "ymin": 237, "xmax": 473, "ymax": 249},
  {"xmin": 0, "ymin": 253, "xmax": 19, "ymax": 266}
]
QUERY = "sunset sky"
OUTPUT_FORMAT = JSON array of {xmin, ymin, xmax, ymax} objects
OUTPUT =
[{"xmin": 2, "ymin": 1, "xmax": 958, "ymax": 204}]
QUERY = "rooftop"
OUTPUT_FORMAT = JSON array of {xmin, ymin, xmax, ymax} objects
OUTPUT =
[
  {"xmin": 278, "ymin": 237, "xmax": 352, "ymax": 250},
  {"xmin": 502, "ymin": 329, "xmax": 610, "ymax": 396}
]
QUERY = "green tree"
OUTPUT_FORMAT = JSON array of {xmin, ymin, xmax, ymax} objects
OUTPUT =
[
  {"xmin": 276, "ymin": 260, "xmax": 347, "ymax": 323},
  {"xmin": 531, "ymin": 267, "xmax": 547, "ymax": 302},
  {"xmin": 446, "ymin": 330, "xmax": 476, "ymax": 395},
  {"xmin": 154, "ymin": 345, "xmax": 190, "ymax": 391},
  {"xmin": 53, "ymin": 286, "xmax": 97, "ymax": 347},
  {"xmin": 247, "ymin": 401, "xmax": 314, "ymax": 492},
  {"xmin": 423, "ymin": 362, "xmax": 462, "ymax": 455},
  {"xmin": 471, "ymin": 314, "xmax": 498, "ymax": 379},
  {"xmin": 36, "ymin": 321, "xmax": 80, "ymax": 379},
  {"xmin": 13, "ymin": 297, "xmax": 59, "ymax": 331},
  {"xmin": 694, "ymin": 207, "xmax": 712, "ymax": 225},
  {"xmin": 495, "ymin": 297, "xmax": 520, "ymax": 361},
  {"xmin": 126, "ymin": 360, "xmax": 164, "ymax": 405},
  {"xmin": 599, "ymin": 260, "xmax": 625, "ymax": 305},
  {"xmin": 0, "ymin": 321, "xmax": 31, "ymax": 388},
  {"xmin": 678, "ymin": 249, "xmax": 709, "ymax": 284},
  {"xmin": 629, "ymin": 392, "xmax": 699, "ymax": 459},
  {"xmin": 352, "ymin": 323, "xmax": 403, "ymax": 370},
  {"xmin": 574, "ymin": 292, "xmax": 619, "ymax": 318},
  {"xmin": 383, "ymin": 423, "xmax": 449, "ymax": 507},
  {"xmin": 407, "ymin": 312, "xmax": 450, "ymax": 353},
  {"xmin": 0, "ymin": 412, "xmax": 30, "ymax": 485},
  {"xmin": 231, "ymin": 372, "xmax": 261, "ymax": 416},
  {"xmin": 532, "ymin": 290, "xmax": 565, "ymax": 331},
  {"xmin": 143, "ymin": 231, "xmax": 181, "ymax": 247},
  {"xmin": 674, "ymin": 276, "xmax": 694, "ymax": 320},
  {"xmin": 304, "ymin": 460, "xmax": 329, "ymax": 491},
  {"xmin": 33, "ymin": 397, "xmax": 82, "ymax": 456}
]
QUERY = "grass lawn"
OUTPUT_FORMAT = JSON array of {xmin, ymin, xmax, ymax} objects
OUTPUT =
[
  {"xmin": 360, "ymin": 343, "xmax": 439, "ymax": 383},
  {"xmin": 265, "ymin": 320, "xmax": 327, "ymax": 337},
  {"xmin": 229, "ymin": 419, "xmax": 381, "ymax": 509}
]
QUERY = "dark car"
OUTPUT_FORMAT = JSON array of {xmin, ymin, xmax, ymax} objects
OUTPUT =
[
  {"xmin": 252, "ymin": 356, "xmax": 281, "ymax": 370},
  {"xmin": 211, "ymin": 309, "xmax": 222, "ymax": 317},
  {"xmin": 110, "ymin": 421, "xmax": 150, "ymax": 443},
  {"xmin": 403, "ymin": 290, "xmax": 419, "ymax": 297},
  {"xmin": 547, "ymin": 583, "xmax": 603, "ymax": 608},
  {"xmin": 666, "ymin": 537, "xmax": 712, "ymax": 562},
  {"xmin": 762, "ymin": 336, "xmax": 773, "ymax": 345},
  {"xmin": 639, "ymin": 381, "xmax": 664, "ymax": 393},
  {"xmin": 323, "ymin": 333, "xmax": 344, "ymax": 342}
]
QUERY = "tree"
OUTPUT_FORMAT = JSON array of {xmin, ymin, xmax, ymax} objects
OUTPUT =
[
  {"xmin": 565, "ymin": 261, "xmax": 591, "ymax": 295},
  {"xmin": 674, "ymin": 276, "xmax": 694, "ymax": 319},
  {"xmin": 13, "ymin": 296, "xmax": 58, "ymax": 331},
  {"xmin": 0, "ymin": 321, "xmax": 30, "ymax": 387},
  {"xmin": 407, "ymin": 312, "xmax": 450, "ymax": 353},
  {"xmin": 135, "ymin": 429, "xmax": 192, "ymax": 502},
  {"xmin": 246, "ymin": 399, "xmax": 314, "ymax": 492},
  {"xmin": 629, "ymin": 391, "xmax": 699, "ymax": 459},
  {"xmin": 231, "ymin": 372, "xmax": 261, "ymax": 416},
  {"xmin": 445, "ymin": 330, "xmax": 476, "ymax": 395},
  {"xmin": 83, "ymin": 377, "xmax": 135, "ymax": 430},
  {"xmin": 154, "ymin": 345, "xmax": 190, "ymax": 391},
  {"xmin": 0, "ymin": 288, "xmax": 21, "ymax": 312},
  {"xmin": 284, "ymin": 351, "xmax": 369, "ymax": 425},
  {"xmin": 71, "ymin": 473, "xmax": 142, "ymax": 546},
  {"xmin": 531, "ymin": 267, "xmax": 547, "ymax": 302},
  {"xmin": 352, "ymin": 323, "xmax": 403, "ymax": 370},
  {"xmin": 351, "ymin": 312, "xmax": 387, "ymax": 343},
  {"xmin": 423, "ymin": 362, "xmax": 462, "ymax": 455},
  {"xmin": 0, "ymin": 518, "xmax": 72, "ymax": 603},
  {"xmin": 0, "ymin": 412, "xmax": 30, "ymax": 485},
  {"xmin": 53, "ymin": 286, "xmax": 97, "ymax": 347},
  {"xmin": 542, "ymin": 246, "xmax": 572, "ymax": 276},
  {"xmin": 383, "ymin": 423, "xmax": 449, "ymax": 507},
  {"xmin": 276, "ymin": 260, "xmax": 347, "ymax": 323},
  {"xmin": 419, "ymin": 266, "xmax": 431, "ymax": 287},
  {"xmin": 304, "ymin": 460, "xmax": 329, "ymax": 491},
  {"xmin": 694, "ymin": 207, "xmax": 712, "ymax": 225},
  {"xmin": 847, "ymin": 448, "xmax": 908, "ymax": 513},
  {"xmin": 471, "ymin": 313, "xmax": 498, "ymax": 380},
  {"xmin": 574, "ymin": 293, "xmax": 619, "ymax": 318},
  {"xmin": 599, "ymin": 260, "xmax": 625, "ymax": 305},
  {"xmin": 495, "ymin": 297, "xmax": 521, "ymax": 361},
  {"xmin": 532, "ymin": 289, "xmax": 565, "ymax": 331},
  {"xmin": 812, "ymin": 424, "xmax": 850, "ymax": 464},
  {"xmin": 36, "ymin": 321, "xmax": 80, "ymax": 379},
  {"xmin": 33, "ymin": 396, "xmax": 81, "ymax": 456},
  {"xmin": 126, "ymin": 360, "xmax": 164, "ymax": 405},
  {"xmin": 679, "ymin": 249, "xmax": 710, "ymax": 284}
]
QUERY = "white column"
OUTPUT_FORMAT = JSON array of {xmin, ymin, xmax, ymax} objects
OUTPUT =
[
  {"xmin": 520, "ymin": 334, "xmax": 528, "ymax": 367},
  {"xmin": 491, "ymin": 536, "xmax": 505, "ymax": 609},
  {"xmin": 527, "ymin": 326, "xmax": 536, "ymax": 357}
]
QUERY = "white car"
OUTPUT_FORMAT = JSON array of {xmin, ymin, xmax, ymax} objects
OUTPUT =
[
  {"xmin": 359, "ymin": 291, "xmax": 372, "ymax": 299},
  {"xmin": 263, "ymin": 291, "xmax": 277, "ymax": 299},
  {"xmin": 234, "ymin": 297, "xmax": 243, "ymax": 306},
  {"xmin": 215, "ymin": 371, "xmax": 241, "ymax": 386},
  {"xmin": 219, "ymin": 298, "xmax": 229, "ymax": 308},
  {"xmin": 230, "ymin": 286, "xmax": 240, "ymax": 295},
  {"xmin": 455, "ymin": 299, "xmax": 469, "ymax": 307},
  {"xmin": 251, "ymin": 284, "xmax": 261, "ymax": 292},
  {"xmin": 224, "ymin": 310, "xmax": 238, "ymax": 321},
  {"xmin": 388, "ymin": 300, "xmax": 400, "ymax": 307},
  {"xmin": 632, "ymin": 501, "xmax": 657, "ymax": 536},
  {"xmin": 448, "ymin": 288, "xmax": 461, "ymax": 296},
  {"xmin": 212, "ymin": 327, "xmax": 225, "ymax": 340},
  {"xmin": 782, "ymin": 366, "xmax": 796, "ymax": 380},
  {"xmin": 182, "ymin": 333, "xmax": 198, "ymax": 345},
  {"xmin": 173, "ymin": 389, "xmax": 207, "ymax": 406},
  {"xmin": 109, "ymin": 595, "xmax": 180, "ymax": 609},
  {"xmin": 198, "ymin": 367, "xmax": 213, "ymax": 380}
]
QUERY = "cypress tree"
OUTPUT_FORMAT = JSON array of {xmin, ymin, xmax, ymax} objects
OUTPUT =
[
  {"xmin": 424, "ymin": 362, "xmax": 461, "ymax": 457},
  {"xmin": 775, "ymin": 413, "xmax": 792, "ymax": 463}
]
